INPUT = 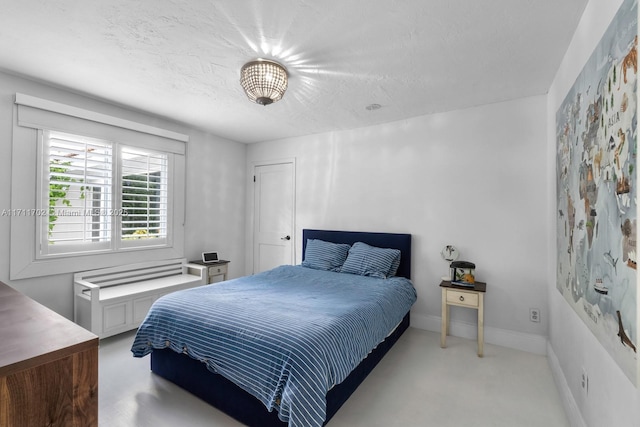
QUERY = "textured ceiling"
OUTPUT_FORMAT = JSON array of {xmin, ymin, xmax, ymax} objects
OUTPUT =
[{"xmin": 0, "ymin": 0, "xmax": 588, "ymax": 143}]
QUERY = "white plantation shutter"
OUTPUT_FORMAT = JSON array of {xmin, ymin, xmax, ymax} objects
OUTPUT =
[
  {"xmin": 120, "ymin": 147, "xmax": 169, "ymax": 246},
  {"xmin": 42, "ymin": 131, "xmax": 113, "ymax": 255},
  {"xmin": 38, "ymin": 132, "xmax": 176, "ymax": 256}
]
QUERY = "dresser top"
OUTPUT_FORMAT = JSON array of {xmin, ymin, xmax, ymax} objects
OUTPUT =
[{"xmin": 0, "ymin": 281, "xmax": 98, "ymax": 377}]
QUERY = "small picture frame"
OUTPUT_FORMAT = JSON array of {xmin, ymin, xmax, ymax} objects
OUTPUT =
[{"xmin": 202, "ymin": 251, "xmax": 219, "ymax": 263}]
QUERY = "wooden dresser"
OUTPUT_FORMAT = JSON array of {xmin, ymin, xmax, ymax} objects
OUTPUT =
[{"xmin": 0, "ymin": 281, "xmax": 98, "ymax": 427}]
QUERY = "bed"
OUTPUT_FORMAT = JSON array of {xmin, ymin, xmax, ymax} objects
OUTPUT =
[{"xmin": 131, "ymin": 229, "xmax": 415, "ymax": 426}]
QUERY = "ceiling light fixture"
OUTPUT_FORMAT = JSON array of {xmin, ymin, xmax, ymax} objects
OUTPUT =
[{"xmin": 240, "ymin": 59, "xmax": 288, "ymax": 106}]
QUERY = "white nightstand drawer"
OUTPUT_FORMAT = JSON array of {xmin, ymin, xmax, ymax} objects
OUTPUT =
[
  {"xmin": 446, "ymin": 289, "xmax": 479, "ymax": 307},
  {"xmin": 208, "ymin": 264, "xmax": 228, "ymax": 276}
]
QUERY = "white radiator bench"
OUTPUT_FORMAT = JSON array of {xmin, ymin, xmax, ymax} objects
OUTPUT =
[{"xmin": 74, "ymin": 258, "xmax": 207, "ymax": 339}]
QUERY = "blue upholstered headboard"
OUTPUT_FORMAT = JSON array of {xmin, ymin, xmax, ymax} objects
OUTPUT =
[{"xmin": 302, "ymin": 229, "xmax": 412, "ymax": 279}]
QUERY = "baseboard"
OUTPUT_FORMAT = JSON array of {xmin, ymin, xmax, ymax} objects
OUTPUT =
[
  {"xmin": 547, "ymin": 343, "xmax": 587, "ymax": 427},
  {"xmin": 410, "ymin": 312, "xmax": 548, "ymax": 355}
]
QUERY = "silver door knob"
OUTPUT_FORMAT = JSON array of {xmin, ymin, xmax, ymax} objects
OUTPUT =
[{"xmin": 281, "ymin": 235, "xmax": 291, "ymax": 241}]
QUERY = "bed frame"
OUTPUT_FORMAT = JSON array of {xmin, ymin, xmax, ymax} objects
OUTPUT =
[{"xmin": 150, "ymin": 229, "xmax": 412, "ymax": 426}]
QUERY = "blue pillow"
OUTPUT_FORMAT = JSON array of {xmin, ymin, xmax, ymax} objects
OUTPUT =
[
  {"xmin": 340, "ymin": 242, "xmax": 401, "ymax": 279},
  {"xmin": 301, "ymin": 239, "xmax": 351, "ymax": 272},
  {"xmin": 388, "ymin": 253, "xmax": 401, "ymax": 277}
]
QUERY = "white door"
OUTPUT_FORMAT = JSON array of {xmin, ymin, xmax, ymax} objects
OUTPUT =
[{"xmin": 253, "ymin": 162, "xmax": 295, "ymax": 273}]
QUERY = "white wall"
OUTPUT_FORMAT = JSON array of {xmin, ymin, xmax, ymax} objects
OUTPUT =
[
  {"xmin": 0, "ymin": 71, "xmax": 247, "ymax": 318},
  {"xmin": 546, "ymin": 0, "xmax": 640, "ymax": 426},
  {"xmin": 247, "ymin": 95, "xmax": 549, "ymax": 354}
]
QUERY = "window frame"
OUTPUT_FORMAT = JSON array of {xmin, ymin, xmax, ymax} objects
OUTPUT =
[
  {"xmin": 36, "ymin": 130, "xmax": 114, "ymax": 257},
  {"xmin": 118, "ymin": 145, "xmax": 172, "ymax": 250},
  {"xmin": 35, "ymin": 131, "xmax": 175, "ymax": 258},
  {"xmin": 10, "ymin": 93, "xmax": 188, "ymax": 280}
]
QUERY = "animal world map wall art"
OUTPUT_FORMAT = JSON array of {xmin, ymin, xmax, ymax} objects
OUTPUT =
[{"xmin": 556, "ymin": 0, "xmax": 638, "ymax": 385}]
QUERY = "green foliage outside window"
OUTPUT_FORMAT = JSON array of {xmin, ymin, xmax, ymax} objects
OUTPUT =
[{"xmin": 48, "ymin": 159, "xmax": 84, "ymax": 238}]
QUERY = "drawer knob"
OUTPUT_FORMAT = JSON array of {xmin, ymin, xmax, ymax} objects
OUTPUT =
[{"xmin": 459, "ymin": 296, "xmax": 465, "ymax": 302}]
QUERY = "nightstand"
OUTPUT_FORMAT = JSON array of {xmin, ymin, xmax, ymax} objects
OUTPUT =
[
  {"xmin": 189, "ymin": 260, "xmax": 230, "ymax": 283},
  {"xmin": 440, "ymin": 280, "xmax": 487, "ymax": 357}
]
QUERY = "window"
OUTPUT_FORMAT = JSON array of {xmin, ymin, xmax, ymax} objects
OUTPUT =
[
  {"xmin": 120, "ymin": 146, "xmax": 169, "ymax": 246},
  {"xmin": 11, "ymin": 93, "xmax": 187, "ymax": 279},
  {"xmin": 39, "ymin": 131, "xmax": 172, "ymax": 257},
  {"xmin": 41, "ymin": 131, "xmax": 113, "ymax": 254}
]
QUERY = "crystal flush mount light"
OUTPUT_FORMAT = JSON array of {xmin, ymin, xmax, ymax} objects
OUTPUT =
[{"xmin": 240, "ymin": 59, "xmax": 288, "ymax": 106}]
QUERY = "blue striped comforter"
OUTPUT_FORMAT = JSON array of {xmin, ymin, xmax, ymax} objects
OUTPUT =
[{"xmin": 131, "ymin": 265, "xmax": 416, "ymax": 427}]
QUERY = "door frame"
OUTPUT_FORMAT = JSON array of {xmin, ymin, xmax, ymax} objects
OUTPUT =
[{"xmin": 248, "ymin": 157, "xmax": 296, "ymax": 275}]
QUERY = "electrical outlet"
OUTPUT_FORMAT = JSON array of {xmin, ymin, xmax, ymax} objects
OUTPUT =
[
  {"xmin": 529, "ymin": 308, "xmax": 540, "ymax": 323},
  {"xmin": 581, "ymin": 367, "xmax": 589, "ymax": 395}
]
